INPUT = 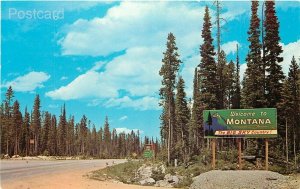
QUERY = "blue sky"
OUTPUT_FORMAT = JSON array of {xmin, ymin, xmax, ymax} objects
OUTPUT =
[{"xmin": 1, "ymin": 1, "xmax": 300, "ymax": 138}]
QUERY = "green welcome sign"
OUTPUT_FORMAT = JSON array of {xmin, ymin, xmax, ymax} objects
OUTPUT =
[
  {"xmin": 143, "ymin": 150, "xmax": 153, "ymax": 158},
  {"xmin": 203, "ymin": 108, "xmax": 277, "ymax": 138}
]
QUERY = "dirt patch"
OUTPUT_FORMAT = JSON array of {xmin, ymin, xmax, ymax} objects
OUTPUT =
[
  {"xmin": 190, "ymin": 170, "xmax": 300, "ymax": 189},
  {"xmin": 1, "ymin": 163, "xmax": 169, "ymax": 189}
]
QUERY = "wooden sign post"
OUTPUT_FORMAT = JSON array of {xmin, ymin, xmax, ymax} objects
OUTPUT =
[
  {"xmin": 212, "ymin": 139, "xmax": 216, "ymax": 169},
  {"xmin": 238, "ymin": 138, "xmax": 242, "ymax": 170},
  {"xmin": 265, "ymin": 139, "xmax": 269, "ymax": 170}
]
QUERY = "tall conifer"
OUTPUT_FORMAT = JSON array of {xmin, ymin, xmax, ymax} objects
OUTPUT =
[
  {"xmin": 58, "ymin": 104, "xmax": 67, "ymax": 155},
  {"xmin": 175, "ymin": 76, "xmax": 190, "ymax": 162},
  {"xmin": 32, "ymin": 95, "xmax": 41, "ymax": 155},
  {"xmin": 264, "ymin": 0, "xmax": 285, "ymax": 108},
  {"xmin": 159, "ymin": 32, "xmax": 181, "ymax": 164},
  {"xmin": 199, "ymin": 6, "xmax": 217, "ymax": 110},
  {"xmin": 232, "ymin": 44, "xmax": 241, "ymax": 109},
  {"xmin": 242, "ymin": 1, "xmax": 265, "ymax": 108}
]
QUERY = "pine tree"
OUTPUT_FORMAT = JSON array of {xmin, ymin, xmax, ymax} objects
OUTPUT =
[
  {"xmin": 242, "ymin": 1, "xmax": 265, "ymax": 108},
  {"xmin": 175, "ymin": 76, "xmax": 190, "ymax": 163},
  {"xmin": 264, "ymin": 0, "xmax": 285, "ymax": 108},
  {"xmin": 279, "ymin": 79, "xmax": 293, "ymax": 161},
  {"xmin": 67, "ymin": 116, "xmax": 75, "ymax": 156},
  {"xmin": 103, "ymin": 116, "xmax": 111, "ymax": 158},
  {"xmin": 199, "ymin": 6, "xmax": 217, "ymax": 110},
  {"xmin": 0, "ymin": 103, "xmax": 4, "ymax": 154},
  {"xmin": 48, "ymin": 115, "xmax": 57, "ymax": 155},
  {"xmin": 232, "ymin": 44, "xmax": 241, "ymax": 109},
  {"xmin": 91, "ymin": 125, "xmax": 97, "ymax": 156},
  {"xmin": 98, "ymin": 127, "xmax": 103, "ymax": 157},
  {"xmin": 286, "ymin": 56, "xmax": 300, "ymax": 152},
  {"xmin": 159, "ymin": 32, "xmax": 182, "ymax": 164},
  {"xmin": 189, "ymin": 68, "xmax": 204, "ymax": 154},
  {"xmin": 86, "ymin": 120, "xmax": 92, "ymax": 156},
  {"xmin": 215, "ymin": 0, "xmax": 221, "ymax": 60},
  {"xmin": 31, "ymin": 95, "xmax": 41, "ymax": 155},
  {"xmin": 21, "ymin": 107, "xmax": 30, "ymax": 156},
  {"xmin": 58, "ymin": 104, "xmax": 67, "ymax": 155},
  {"xmin": 74, "ymin": 123, "xmax": 80, "ymax": 155},
  {"xmin": 111, "ymin": 129, "xmax": 118, "ymax": 157},
  {"xmin": 136, "ymin": 130, "xmax": 141, "ymax": 156},
  {"xmin": 12, "ymin": 100, "xmax": 22, "ymax": 155},
  {"xmin": 226, "ymin": 60, "xmax": 236, "ymax": 109},
  {"xmin": 41, "ymin": 112, "xmax": 51, "ymax": 155},
  {"xmin": 3, "ymin": 86, "xmax": 14, "ymax": 155},
  {"xmin": 79, "ymin": 115, "xmax": 88, "ymax": 155},
  {"xmin": 117, "ymin": 132, "xmax": 125, "ymax": 158},
  {"xmin": 216, "ymin": 50, "xmax": 228, "ymax": 109}
]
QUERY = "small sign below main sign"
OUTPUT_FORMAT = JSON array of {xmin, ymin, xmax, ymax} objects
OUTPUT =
[
  {"xmin": 203, "ymin": 108, "xmax": 277, "ymax": 138},
  {"xmin": 143, "ymin": 150, "xmax": 153, "ymax": 158},
  {"xmin": 30, "ymin": 139, "xmax": 35, "ymax": 144}
]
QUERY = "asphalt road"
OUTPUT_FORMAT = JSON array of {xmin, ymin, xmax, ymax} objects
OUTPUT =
[{"xmin": 0, "ymin": 159, "xmax": 126, "ymax": 182}]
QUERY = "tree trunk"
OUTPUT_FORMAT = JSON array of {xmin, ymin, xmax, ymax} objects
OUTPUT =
[
  {"xmin": 168, "ymin": 100, "xmax": 171, "ymax": 165},
  {"xmin": 207, "ymin": 138, "xmax": 210, "ymax": 150},
  {"xmin": 6, "ymin": 139, "xmax": 9, "ymax": 155},
  {"xmin": 15, "ymin": 136, "xmax": 17, "ymax": 155},
  {"xmin": 26, "ymin": 139, "xmax": 28, "ymax": 156},
  {"xmin": 35, "ymin": 135, "xmax": 37, "ymax": 155},
  {"xmin": 286, "ymin": 119, "xmax": 288, "ymax": 162},
  {"xmin": 181, "ymin": 129, "xmax": 185, "ymax": 163},
  {"xmin": 294, "ymin": 127, "xmax": 297, "ymax": 166}
]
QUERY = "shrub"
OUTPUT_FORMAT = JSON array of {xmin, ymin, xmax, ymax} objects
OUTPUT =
[
  {"xmin": 174, "ymin": 176, "xmax": 193, "ymax": 189},
  {"xmin": 43, "ymin": 150, "xmax": 50, "ymax": 156},
  {"xmin": 151, "ymin": 167, "xmax": 164, "ymax": 181}
]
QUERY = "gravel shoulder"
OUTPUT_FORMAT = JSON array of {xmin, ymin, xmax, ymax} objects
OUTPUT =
[{"xmin": 190, "ymin": 170, "xmax": 300, "ymax": 189}]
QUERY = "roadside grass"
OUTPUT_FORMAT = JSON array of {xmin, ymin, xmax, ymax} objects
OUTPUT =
[
  {"xmin": 89, "ymin": 160, "xmax": 143, "ymax": 184},
  {"xmin": 88, "ymin": 148, "xmax": 298, "ymax": 188}
]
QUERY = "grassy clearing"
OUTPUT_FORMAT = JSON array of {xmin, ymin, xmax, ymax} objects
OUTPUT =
[{"xmin": 89, "ymin": 160, "xmax": 143, "ymax": 184}]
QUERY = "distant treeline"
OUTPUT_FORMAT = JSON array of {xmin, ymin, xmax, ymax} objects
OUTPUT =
[{"xmin": 0, "ymin": 87, "xmax": 159, "ymax": 158}]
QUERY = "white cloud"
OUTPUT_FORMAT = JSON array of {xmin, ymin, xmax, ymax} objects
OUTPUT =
[
  {"xmin": 3, "ymin": 71, "xmax": 50, "ymax": 92},
  {"xmin": 46, "ymin": 70, "xmax": 117, "ymax": 100},
  {"xmin": 46, "ymin": 46, "xmax": 162, "ymax": 101},
  {"xmin": 220, "ymin": 1, "xmax": 250, "ymax": 21},
  {"xmin": 87, "ymin": 99, "xmax": 102, "ymax": 107},
  {"xmin": 119, "ymin": 116, "xmax": 128, "ymax": 121},
  {"xmin": 281, "ymin": 40, "xmax": 300, "ymax": 75},
  {"xmin": 90, "ymin": 61, "xmax": 106, "ymax": 71},
  {"xmin": 46, "ymin": 48, "xmax": 161, "ymax": 111},
  {"xmin": 60, "ymin": 2, "xmax": 110, "ymax": 12},
  {"xmin": 181, "ymin": 54, "xmax": 200, "ymax": 98},
  {"xmin": 48, "ymin": 104, "xmax": 59, "ymax": 109},
  {"xmin": 276, "ymin": 1, "xmax": 300, "ymax": 11},
  {"xmin": 60, "ymin": 76, "xmax": 68, "ymax": 80},
  {"xmin": 104, "ymin": 96, "xmax": 160, "ymax": 111},
  {"xmin": 59, "ymin": 2, "xmax": 208, "ymax": 57},
  {"xmin": 115, "ymin": 127, "xmax": 143, "ymax": 135},
  {"xmin": 221, "ymin": 41, "xmax": 241, "ymax": 55},
  {"xmin": 76, "ymin": 67, "xmax": 83, "ymax": 72},
  {"xmin": 59, "ymin": 1, "xmax": 249, "ymax": 57},
  {"xmin": 240, "ymin": 63, "xmax": 248, "ymax": 82}
]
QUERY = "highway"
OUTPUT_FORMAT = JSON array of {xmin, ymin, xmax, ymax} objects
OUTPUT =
[{"xmin": 0, "ymin": 159, "xmax": 125, "ymax": 182}]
